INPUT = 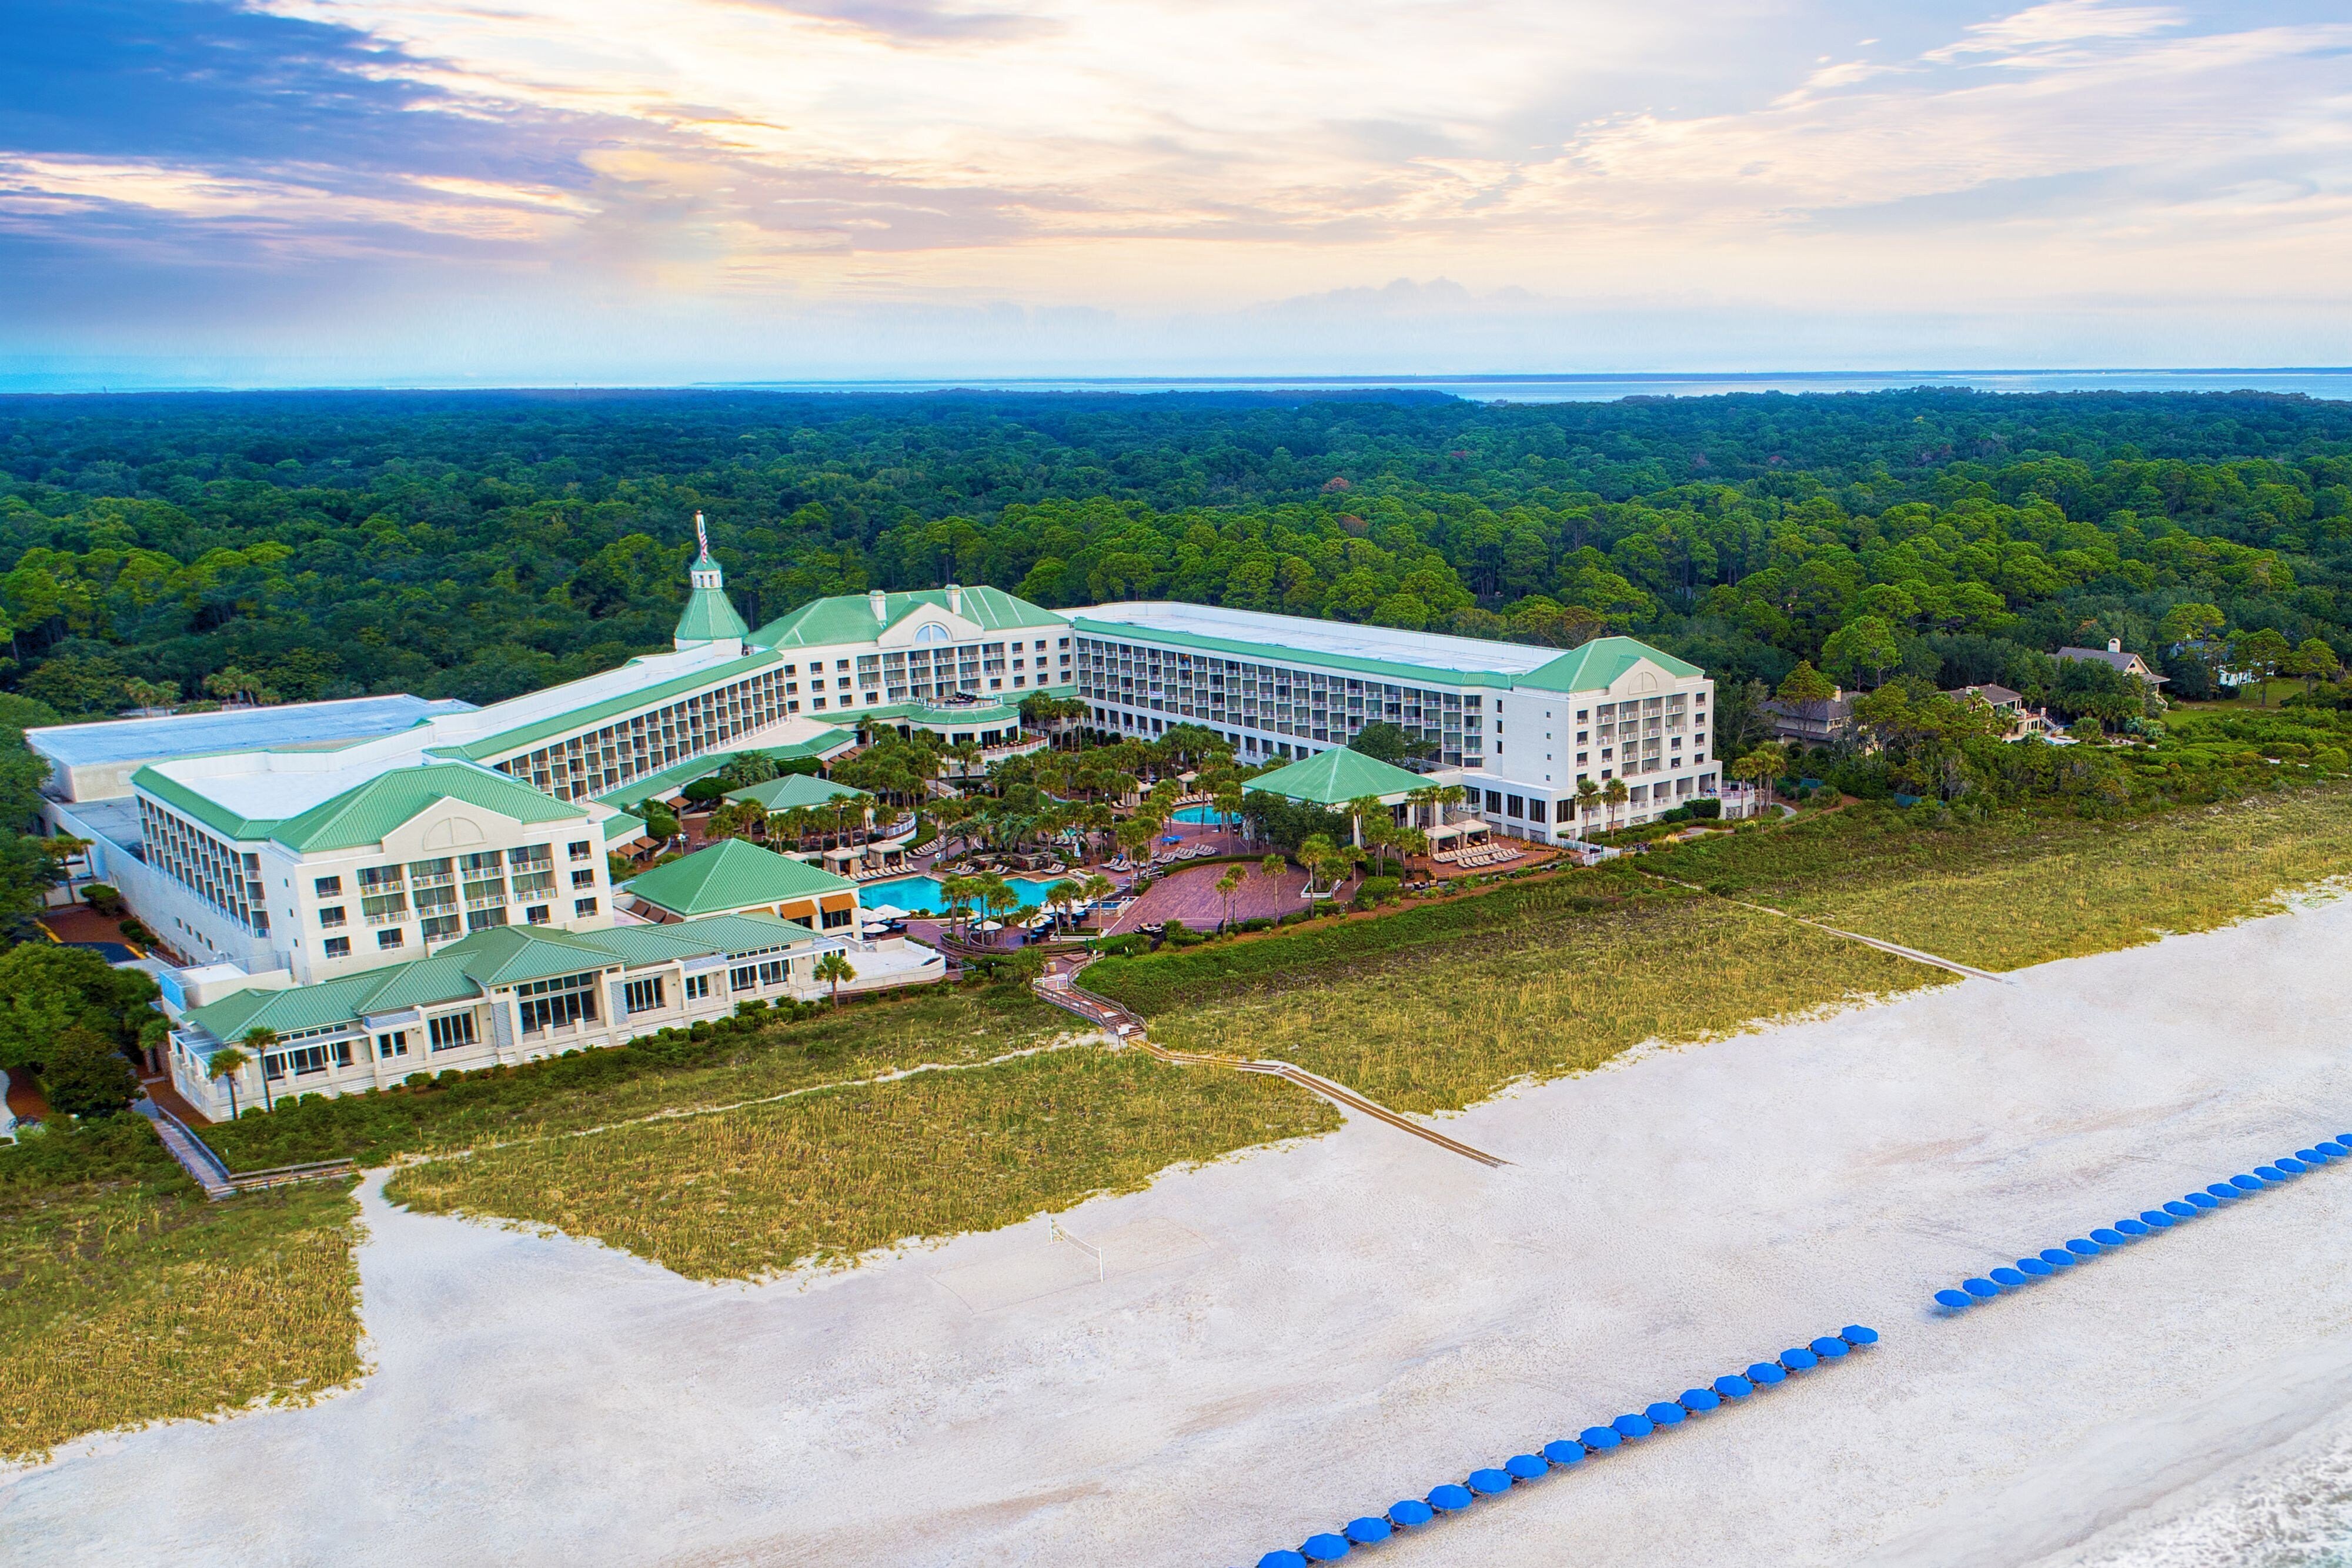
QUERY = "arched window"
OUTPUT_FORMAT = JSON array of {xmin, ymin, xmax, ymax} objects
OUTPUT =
[{"xmin": 914, "ymin": 623, "xmax": 950, "ymax": 646}]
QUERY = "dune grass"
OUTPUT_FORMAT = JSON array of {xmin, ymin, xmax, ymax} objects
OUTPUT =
[
  {"xmin": 1130, "ymin": 884, "xmax": 1943, "ymax": 1114},
  {"xmin": 1, "ymin": 1116, "xmax": 362, "ymax": 1465},
  {"xmin": 385, "ymin": 1045, "xmax": 1335, "ymax": 1281},
  {"xmin": 1646, "ymin": 788, "xmax": 2352, "ymax": 971}
]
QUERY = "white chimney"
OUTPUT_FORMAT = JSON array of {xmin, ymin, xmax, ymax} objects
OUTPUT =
[
  {"xmin": 946, "ymin": 583, "xmax": 963, "ymax": 616},
  {"xmin": 870, "ymin": 589, "xmax": 887, "ymax": 621},
  {"xmin": 2107, "ymin": 637, "xmax": 2122, "ymax": 653}
]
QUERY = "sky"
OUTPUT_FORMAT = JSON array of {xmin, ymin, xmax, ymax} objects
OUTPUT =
[{"xmin": 2, "ymin": 0, "xmax": 2349, "ymax": 386}]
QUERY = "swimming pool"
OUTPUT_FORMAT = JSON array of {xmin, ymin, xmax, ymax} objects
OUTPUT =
[
  {"xmin": 1171, "ymin": 806, "xmax": 1233, "ymax": 824},
  {"xmin": 860, "ymin": 874, "xmax": 1071, "ymax": 914}
]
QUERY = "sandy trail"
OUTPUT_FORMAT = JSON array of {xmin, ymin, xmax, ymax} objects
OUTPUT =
[{"xmin": 8, "ymin": 899, "xmax": 2352, "ymax": 1567}]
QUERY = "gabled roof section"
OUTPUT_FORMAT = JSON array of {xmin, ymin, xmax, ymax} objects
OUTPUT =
[
  {"xmin": 622, "ymin": 837, "xmax": 857, "ymax": 917},
  {"xmin": 725, "ymin": 774, "xmax": 867, "ymax": 811},
  {"xmin": 1516, "ymin": 637, "xmax": 1703, "ymax": 694},
  {"xmin": 1244, "ymin": 747, "xmax": 1430, "ymax": 805},
  {"xmin": 436, "ymin": 649, "xmax": 783, "ymax": 762},
  {"xmin": 269, "ymin": 763, "xmax": 586, "ymax": 852},
  {"xmin": 675, "ymin": 583, "xmax": 750, "ymax": 645},
  {"xmin": 134, "ymin": 765, "xmax": 277, "ymax": 841},
  {"xmin": 749, "ymin": 586, "xmax": 1063, "ymax": 650}
]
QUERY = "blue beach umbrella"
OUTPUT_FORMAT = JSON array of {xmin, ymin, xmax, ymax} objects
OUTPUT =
[
  {"xmin": 2163, "ymin": 1200, "xmax": 2198, "ymax": 1218},
  {"xmin": 1506, "ymin": 1454, "xmax": 1546, "ymax": 1481},
  {"xmin": 1934, "ymin": 1289, "xmax": 1973, "ymax": 1310},
  {"xmin": 1387, "ymin": 1500, "xmax": 1434, "ymax": 1528},
  {"xmin": 2338, "ymin": 1135, "xmax": 2352, "ymax": 1149},
  {"xmin": 2017, "ymin": 1257, "xmax": 2054, "ymax": 1277},
  {"xmin": 1681, "ymin": 1387, "xmax": 1722, "ymax": 1412},
  {"xmin": 1259, "ymin": 1553, "xmax": 1308, "ymax": 1568},
  {"xmin": 1782, "ymin": 1346, "xmax": 1821, "ymax": 1370},
  {"xmin": 1811, "ymin": 1336, "xmax": 1850, "ymax": 1359},
  {"xmin": 1748, "ymin": 1362, "xmax": 1788, "ymax": 1385},
  {"xmin": 2065, "ymin": 1238, "xmax": 2102, "ymax": 1257},
  {"xmin": 1428, "ymin": 1483, "xmax": 1474, "ymax": 1512},
  {"xmin": 2277, "ymin": 1156, "xmax": 2308, "ymax": 1175},
  {"xmin": 2188, "ymin": 1191, "xmax": 2221, "ymax": 1208},
  {"xmin": 2254, "ymin": 1166, "xmax": 2286, "ymax": 1183},
  {"xmin": 1989, "ymin": 1267, "xmax": 2028, "ymax": 1288},
  {"xmin": 1962, "ymin": 1278, "xmax": 2001, "ymax": 1299},
  {"xmin": 2089, "ymin": 1228, "xmax": 2126, "ymax": 1246},
  {"xmin": 2041, "ymin": 1247, "xmax": 2077, "ymax": 1266},
  {"xmin": 1645, "ymin": 1402, "xmax": 1686, "ymax": 1427},
  {"xmin": 2114, "ymin": 1218, "xmax": 2150, "ymax": 1236},
  {"xmin": 2316, "ymin": 1141, "xmax": 2348, "ymax": 1157},
  {"xmin": 2139, "ymin": 1211, "xmax": 2174, "ymax": 1229},
  {"xmin": 1715, "ymin": 1375, "xmax": 1755, "ymax": 1399},
  {"xmin": 2295, "ymin": 1148, "xmax": 2327, "ymax": 1164},
  {"xmin": 1345, "ymin": 1517, "xmax": 1392, "ymax": 1545},
  {"xmin": 1580, "ymin": 1425, "xmax": 1622, "ymax": 1451},
  {"xmin": 2230, "ymin": 1174, "xmax": 2263, "ymax": 1192},
  {"xmin": 2204, "ymin": 1183, "xmax": 2237, "ymax": 1201},
  {"xmin": 1612, "ymin": 1413, "xmax": 1655, "ymax": 1439},
  {"xmin": 1468, "ymin": 1468, "xmax": 1512, "ymax": 1495},
  {"xmin": 1542, "ymin": 1440, "xmax": 1585, "ymax": 1467},
  {"xmin": 1840, "ymin": 1326, "xmax": 1880, "ymax": 1346},
  {"xmin": 1302, "ymin": 1535, "xmax": 1351, "ymax": 1562}
]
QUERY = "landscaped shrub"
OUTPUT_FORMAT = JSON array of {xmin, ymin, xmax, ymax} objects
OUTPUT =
[
  {"xmin": 1352, "ymin": 876, "xmax": 1401, "ymax": 909},
  {"xmin": 1689, "ymin": 798, "xmax": 1722, "ymax": 820}
]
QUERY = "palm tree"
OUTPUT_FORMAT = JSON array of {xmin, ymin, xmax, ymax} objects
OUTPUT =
[
  {"xmin": 939, "ymin": 873, "xmax": 982, "ymax": 935},
  {"xmin": 1045, "ymin": 878, "xmax": 1083, "ymax": 934},
  {"xmin": 1298, "ymin": 834, "xmax": 1336, "ymax": 897},
  {"xmin": 1602, "ymin": 776, "xmax": 1629, "ymax": 835},
  {"xmin": 1215, "ymin": 865, "xmax": 1245, "ymax": 931},
  {"xmin": 208, "ymin": 1044, "xmax": 253, "ymax": 1120},
  {"xmin": 1259, "ymin": 852, "xmax": 1285, "ymax": 889},
  {"xmin": 812, "ymin": 950, "xmax": 856, "ymax": 1007},
  {"xmin": 1574, "ymin": 777, "xmax": 1601, "ymax": 835},
  {"xmin": 1080, "ymin": 871, "xmax": 1115, "ymax": 925},
  {"xmin": 240, "ymin": 1026, "xmax": 279, "ymax": 1112}
]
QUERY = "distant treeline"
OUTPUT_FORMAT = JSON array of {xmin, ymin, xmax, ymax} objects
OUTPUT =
[{"xmin": 2, "ymin": 387, "xmax": 2349, "ymax": 716}]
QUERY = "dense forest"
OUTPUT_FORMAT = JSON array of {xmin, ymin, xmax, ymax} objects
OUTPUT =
[{"xmin": 2, "ymin": 386, "xmax": 2350, "ymax": 718}]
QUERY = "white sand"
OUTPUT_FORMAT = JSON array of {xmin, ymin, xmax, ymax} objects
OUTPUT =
[{"xmin": 9, "ymin": 900, "xmax": 2352, "ymax": 1567}]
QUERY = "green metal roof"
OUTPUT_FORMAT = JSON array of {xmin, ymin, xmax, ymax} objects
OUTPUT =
[
  {"xmin": 674, "ymin": 583, "xmax": 750, "ymax": 644},
  {"xmin": 862, "ymin": 698, "xmax": 1031, "ymax": 728},
  {"xmin": 181, "ymin": 911, "xmax": 823, "ymax": 1052},
  {"xmin": 1516, "ymin": 636, "xmax": 1703, "ymax": 693},
  {"xmin": 1064, "ymin": 617, "xmax": 1518, "ymax": 689},
  {"xmin": 133, "ymin": 765, "xmax": 276, "ymax": 841},
  {"xmin": 270, "ymin": 763, "xmax": 585, "ymax": 851},
  {"xmin": 1243, "ymin": 747, "xmax": 1431, "ymax": 805},
  {"xmin": 748, "ymin": 585, "xmax": 1064, "ymax": 650},
  {"xmin": 724, "ymin": 774, "xmax": 867, "ymax": 811},
  {"xmin": 437, "ymin": 649, "xmax": 783, "ymax": 763},
  {"xmin": 589, "ymin": 728, "xmax": 858, "ymax": 810},
  {"xmin": 604, "ymin": 810, "xmax": 647, "ymax": 842},
  {"xmin": 622, "ymin": 838, "xmax": 857, "ymax": 917}
]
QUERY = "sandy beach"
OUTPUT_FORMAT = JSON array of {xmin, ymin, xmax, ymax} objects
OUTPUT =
[{"xmin": 8, "ymin": 898, "xmax": 2352, "ymax": 1567}]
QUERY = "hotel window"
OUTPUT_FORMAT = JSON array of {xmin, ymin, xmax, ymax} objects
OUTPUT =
[
  {"xmin": 1528, "ymin": 800, "xmax": 1547, "ymax": 823},
  {"xmin": 427, "ymin": 1012, "xmax": 477, "ymax": 1051},
  {"xmin": 377, "ymin": 928, "xmax": 404, "ymax": 951},
  {"xmin": 683, "ymin": 973, "xmax": 712, "ymax": 1001},
  {"xmin": 821, "ymin": 907, "xmax": 853, "ymax": 930},
  {"xmin": 319, "ymin": 905, "xmax": 347, "ymax": 928},
  {"xmin": 526, "ymin": 904, "xmax": 551, "ymax": 925},
  {"xmin": 323, "ymin": 935, "xmax": 351, "ymax": 958},
  {"xmin": 1485, "ymin": 790, "xmax": 1503, "ymax": 813},
  {"xmin": 758, "ymin": 958, "xmax": 789, "ymax": 987},
  {"xmin": 516, "ymin": 972, "xmax": 599, "ymax": 1034},
  {"xmin": 572, "ymin": 869, "xmax": 596, "ymax": 889},
  {"xmin": 314, "ymin": 875, "xmax": 342, "ymax": 897},
  {"xmin": 422, "ymin": 912, "xmax": 461, "ymax": 942},
  {"xmin": 730, "ymin": 964, "xmax": 759, "ymax": 992},
  {"xmin": 624, "ymin": 977, "xmax": 666, "ymax": 1014},
  {"xmin": 376, "ymin": 1029, "xmax": 408, "ymax": 1059},
  {"xmin": 569, "ymin": 840, "xmax": 593, "ymax": 861},
  {"xmin": 574, "ymin": 897, "xmax": 599, "ymax": 917},
  {"xmin": 1506, "ymin": 795, "xmax": 1525, "ymax": 818}
]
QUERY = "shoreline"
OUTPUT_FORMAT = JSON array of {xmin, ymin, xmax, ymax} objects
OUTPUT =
[{"xmin": 8, "ymin": 899, "xmax": 2352, "ymax": 1564}]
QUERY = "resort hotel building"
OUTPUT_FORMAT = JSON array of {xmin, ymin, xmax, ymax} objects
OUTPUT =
[
  {"xmin": 1066, "ymin": 602, "xmax": 1716, "ymax": 842},
  {"xmin": 22, "ymin": 524, "xmax": 1710, "ymax": 1116}
]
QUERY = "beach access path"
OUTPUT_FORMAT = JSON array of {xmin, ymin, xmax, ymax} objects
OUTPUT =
[{"xmin": 10, "ymin": 897, "xmax": 2352, "ymax": 1567}]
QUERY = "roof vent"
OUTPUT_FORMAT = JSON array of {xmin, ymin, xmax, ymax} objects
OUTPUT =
[
  {"xmin": 870, "ymin": 589, "xmax": 888, "ymax": 621},
  {"xmin": 946, "ymin": 583, "xmax": 963, "ymax": 616}
]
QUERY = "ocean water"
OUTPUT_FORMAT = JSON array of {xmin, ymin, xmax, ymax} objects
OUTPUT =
[
  {"xmin": 2074, "ymin": 1428, "xmax": 2352, "ymax": 1568},
  {"xmin": 720, "ymin": 369, "xmax": 2352, "ymax": 403}
]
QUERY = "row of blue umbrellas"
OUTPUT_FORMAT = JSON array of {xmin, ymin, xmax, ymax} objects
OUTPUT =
[
  {"xmin": 1933, "ymin": 1136, "xmax": 2348, "ymax": 1313},
  {"xmin": 1242, "ymin": 1326, "xmax": 1880, "ymax": 1566}
]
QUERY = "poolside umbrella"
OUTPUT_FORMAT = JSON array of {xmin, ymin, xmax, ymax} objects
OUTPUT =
[
  {"xmin": 1581, "ymin": 1425, "xmax": 1622, "ymax": 1451},
  {"xmin": 1810, "ymin": 1336, "xmax": 1850, "ymax": 1359},
  {"xmin": 1645, "ymin": 1402, "xmax": 1686, "ymax": 1427},
  {"xmin": 1840, "ymin": 1326, "xmax": 1881, "ymax": 1346},
  {"xmin": 1988, "ymin": 1268, "xmax": 2027, "ymax": 1289},
  {"xmin": 2254, "ymin": 1166, "xmax": 2286, "ymax": 1183},
  {"xmin": 2089, "ymin": 1228, "xmax": 2126, "ymax": 1246},
  {"xmin": 1507, "ymin": 1453, "xmax": 1548, "ymax": 1482},
  {"xmin": 1748, "ymin": 1362, "xmax": 1789, "ymax": 1385},
  {"xmin": 1681, "ymin": 1387, "xmax": 1722, "ymax": 1412},
  {"xmin": 2317, "ymin": 1141, "xmax": 2349, "ymax": 1158},
  {"xmin": 1427, "ymin": 1484, "xmax": 1474, "ymax": 1512},
  {"xmin": 2114, "ymin": 1218, "xmax": 2150, "ymax": 1237},
  {"xmin": 1781, "ymin": 1346, "xmax": 1821, "ymax": 1370},
  {"xmin": 1714, "ymin": 1375, "xmax": 1755, "ymax": 1399},
  {"xmin": 2187, "ymin": 1191, "xmax": 2221, "ymax": 1208},
  {"xmin": 2040, "ymin": 1248, "xmax": 2077, "ymax": 1268},
  {"xmin": 2163, "ymin": 1201, "xmax": 2198, "ymax": 1218},
  {"xmin": 2064, "ymin": 1238, "xmax": 2102, "ymax": 1257},
  {"xmin": 1543, "ymin": 1440, "xmax": 1585, "ymax": 1467},
  {"xmin": 2139, "ymin": 1212, "xmax": 2174, "ymax": 1229},
  {"xmin": 1961, "ymin": 1278, "xmax": 2000, "ymax": 1299},
  {"xmin": 1387, "ymin": 1500, "xmax": 1434, "ymax": 1528},
  {"xmin": 1344, "ymin": 1518, "xmax": 1392, "ymax": 1545},
  {"xmin": 1468, "ymin": 1469, "xmax": 1512, "ymax": 1495},
  {"xmin": 866, "ymin": 903, "xmax": 909, "ymax": 921},
  {"xmin": 1259, "ymin": 1553, "xmax": 1308, "ymax": 1568},
  {"xmin": 2230, "ymin": 1175, "xmax": 2263, "ymax": 1192},
  {"xmin": 2277, "ymin": 1157, "xmax": 2308, "ymax": 1175},
  {"xmin": 1302, "ymin": 1534, "xmax": 1351, "ymax": 1561},
  {"xmin": 2016, "ymin": 1258, "xmax": 2053, "ymax": 1277},
  {"xmin": 973, "ymin": 919, "xmax": 1003, "ymax": 931},
  {"xmin": 1611, "ymin": 1413, "xmax": 1655, "ymax": 1439}
]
